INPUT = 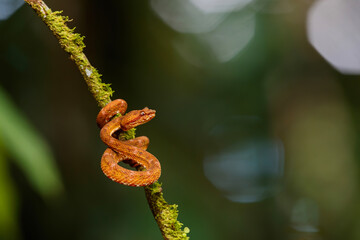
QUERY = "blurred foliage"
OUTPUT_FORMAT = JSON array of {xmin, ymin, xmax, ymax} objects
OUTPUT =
[
  {"xmin": 0, "ymin": 86, "xmax": 63, "ymax": 198},
  {"xmin": 0, "ymin": 85, "xmax": 63, "ymax": 239},
  {"xmin": 0, "ymin": 141, "xmax": 18, "ymax": 240}
]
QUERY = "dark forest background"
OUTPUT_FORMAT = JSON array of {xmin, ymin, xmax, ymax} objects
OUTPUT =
[{"xmin": 1, "ymin": 0, "xmax": 360, "ymax": 239}]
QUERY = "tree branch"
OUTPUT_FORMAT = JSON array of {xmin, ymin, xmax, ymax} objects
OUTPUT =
[{"xmin": 24, "ymin": 0, "xmax": 190, "ymax": 239}]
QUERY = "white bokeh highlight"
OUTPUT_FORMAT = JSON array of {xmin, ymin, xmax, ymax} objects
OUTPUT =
[
  {"xmin": 197, "ymin": 12, "xmax": 255, "ymax": 62},
  {"xmin": 151, "ymin": 0, "xmax": 227, "ymax": 33},
  {"xmin": 189, "ymin": 0, "xmax": 252, "ymax": 14},
  {"xmin": 307, "ymin": 0, "xmax": 360, "ymax": 74},
  {"xmin": 151, "ymin": 0, "xmax": 256, "ymax": 63}
]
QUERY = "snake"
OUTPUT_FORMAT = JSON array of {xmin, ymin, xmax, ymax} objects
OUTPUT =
[{"xmin": 96, "ymin": 99, "xmax": 161, "ymax": 187}]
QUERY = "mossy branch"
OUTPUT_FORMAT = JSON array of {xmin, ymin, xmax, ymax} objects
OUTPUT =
[{"xmin": 24, "ymin": 0, "xmax": 189, "ymax": 239}]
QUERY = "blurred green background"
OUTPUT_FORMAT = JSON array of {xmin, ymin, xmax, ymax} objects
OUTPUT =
[{"xmin": 1, "ymin": 0, "xmax": 360, "ymax": 239}]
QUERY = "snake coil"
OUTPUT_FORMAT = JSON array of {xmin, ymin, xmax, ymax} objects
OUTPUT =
[{"xmin": 97, "ymin": 99, "xmax": 161, "ymax": 187}]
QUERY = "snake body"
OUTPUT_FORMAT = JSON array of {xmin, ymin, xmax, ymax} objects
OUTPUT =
[{"xmin": 97, "ymin": 99, "xmax": 161, "ymax": 187}]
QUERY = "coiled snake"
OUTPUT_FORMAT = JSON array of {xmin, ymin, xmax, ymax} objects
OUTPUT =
[{"xmin": 97, "ymin": 99, "xmax": 161, "ymax": 187}]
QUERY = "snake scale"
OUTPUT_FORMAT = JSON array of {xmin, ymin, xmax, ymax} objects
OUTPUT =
[{"xmin": 97, "ymin": 99, "xmax": 161, "ymax": 187}]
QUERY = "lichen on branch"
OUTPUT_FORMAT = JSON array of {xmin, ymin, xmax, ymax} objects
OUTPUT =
[{"xmin": 24, "ymin": 0, "xmax": 190, "ymax": 239}]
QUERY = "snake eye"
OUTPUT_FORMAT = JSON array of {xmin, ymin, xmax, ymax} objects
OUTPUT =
[{"xmin": 140, "ymin": 111, "xmax": 145, "ymax": 116}]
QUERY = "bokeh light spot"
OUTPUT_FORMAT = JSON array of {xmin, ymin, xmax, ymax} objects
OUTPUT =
[
  {"xmin": 203, "ymin": 116, "xmax": 284, "ymax": 203},
  {"xmin": 291, "ymin": 198, "xmax": 319, "ymax": 233},
  {"xmin": 189, "ymin": 0, "xmax": 252, "ymax": 14},
  {"xmin": 0, "ymin": 0, "xmax": 24, "ymax": 21},
  {"xmin": 307, "ymin": 0, "xmax": 360, "ymax": 74},
  {"xmin": 197, "ymin": 11, "xmax": 255, "ymax": 62},
  {"xmin": 151, "ymin": 0, "xmax": 227, "ymax": 33}
]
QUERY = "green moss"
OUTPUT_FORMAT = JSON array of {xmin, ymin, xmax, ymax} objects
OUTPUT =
[
  {"xmin": 119, "ymin": 128, "xmax": 137, "ymax": 141},
  {"xmin": 145, "ymin": 182, "xmax": 190, "ymax": 239}
]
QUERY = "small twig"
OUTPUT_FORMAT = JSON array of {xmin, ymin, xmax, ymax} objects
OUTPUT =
[{"xmin": 24, "ymin": 0, "xmax": 189, "ymax": 239}]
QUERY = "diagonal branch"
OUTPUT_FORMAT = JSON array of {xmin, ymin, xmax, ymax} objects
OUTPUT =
[{"xmin": 24, "ymin": 0, "xmax": 189, "ymax": 239}]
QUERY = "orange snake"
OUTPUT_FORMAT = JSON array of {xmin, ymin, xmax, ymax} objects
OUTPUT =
[{"xmin": 96, "ymin": 99, "xmax": 161, "ymax": 187}]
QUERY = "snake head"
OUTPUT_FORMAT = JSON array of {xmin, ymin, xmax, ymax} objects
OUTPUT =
[{"xmin": 121, "ymin": 107, "xmax": 156, "ymax": 131}]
